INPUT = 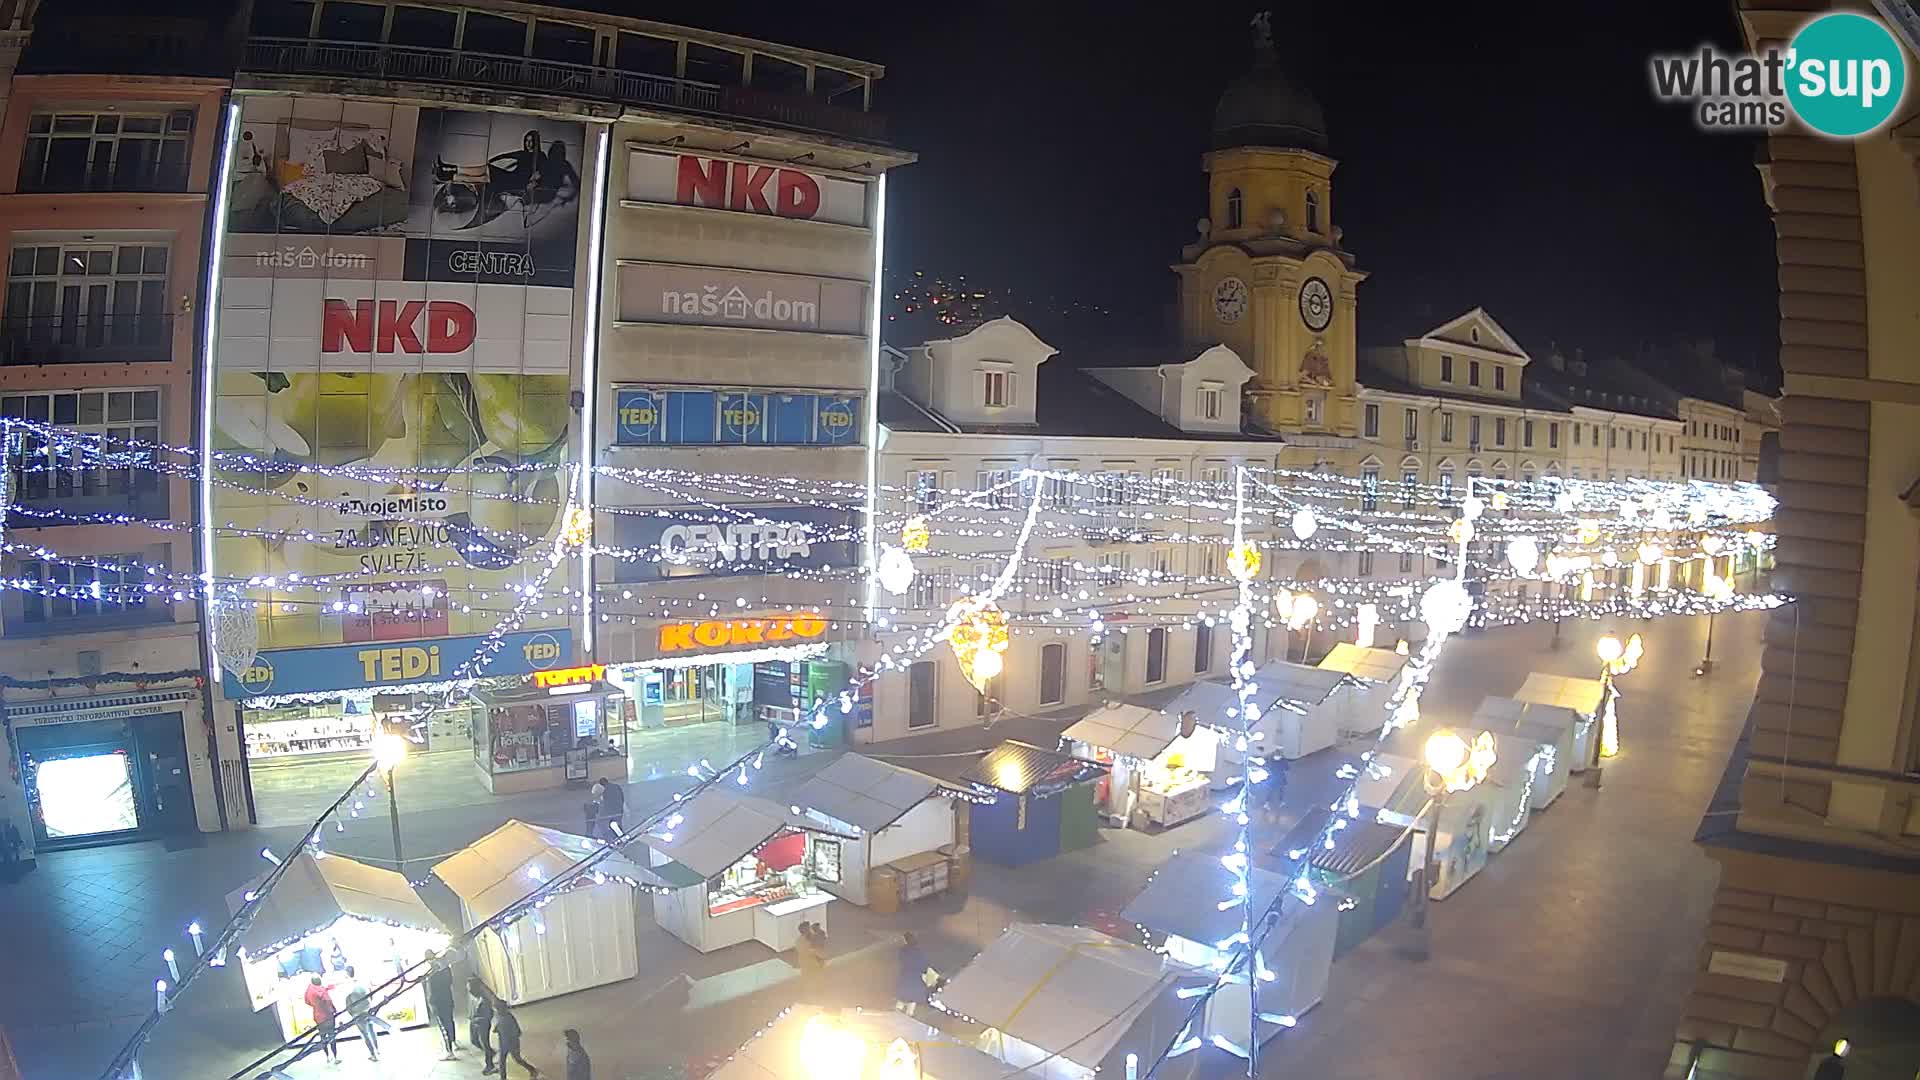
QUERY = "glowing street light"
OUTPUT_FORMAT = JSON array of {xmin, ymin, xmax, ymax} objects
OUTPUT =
[
  {"xmin": 372, "ymin": 731, "xmax": 410, "ymax": 871},
  {"xmin": 799, "ymin": 1014, "xmax": 868, "ymax": 1080},
  {"xmin": 1407, "ymin": 728, "xmax": 1496, "ymax": 961},
  {"xmin": 1588, "ymin": 633, "xmax": 1643, "ymax": 784}
]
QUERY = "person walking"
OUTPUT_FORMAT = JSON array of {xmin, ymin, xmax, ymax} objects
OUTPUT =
[
  {"xmin": 301, "ymin": 976, "xmax": 341, "ymax": 1065},
  {"xmin": 595, "ymin": 777, "xmax": 625, "ymax": 841},
  {"xmin": 341, "ymin": 967, "xmax": 382, "ymax": 1061},
  {"xmin": 468, "ymin": 977, "xmax": 497, "ymax": 1074},
  {"xmin": 423, "ymin": 950, "xmax": 458, "ymax": 1060},
  {"xmin": 491, "ymin": 1001, "xmax": 540, "ymax": 1078},
  {"xmin": 563, "ymin": 1029, "xmax": 590, "ymax": 1080},
  {"xmin": 894, "ymin": 932, "xmax": 933, "ymax": 1018}
]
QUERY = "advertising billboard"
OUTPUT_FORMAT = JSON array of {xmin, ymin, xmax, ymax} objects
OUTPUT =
[
  {"xmin": 616, "ymin": 262, "xmax": 868, "ymax": 335},
  {"xmin": 625, "ymin": 149, "xmax": 872, "ymax": 228},
  {"xmin": 609, "ymin": 506, "xmax": 858, "ymax": 582},
  {"xmin": 213, "ymin": 96, "xmax": 589, "ymax": 659}
]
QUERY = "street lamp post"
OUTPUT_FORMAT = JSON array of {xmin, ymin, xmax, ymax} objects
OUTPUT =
[
  {"xmin": 372, "ymin": 732, "xmax": 408, "ymax": 872},
  {"xmin": 1587, "ymin": 633, "xmax": 1643, "ymax": 789},
  {"xmin": 1403, "ymin": 728, "xmax": 1496, "ymax": 962}
]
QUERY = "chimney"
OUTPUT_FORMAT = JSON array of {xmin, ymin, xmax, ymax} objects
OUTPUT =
[
  {"xmin": 1543, "ymin": 340, "xmax": 1566, "ymax": 372},
  {"xmin": 1568, "ymin": 347, "xmax": 1588, "ymax": 378}
]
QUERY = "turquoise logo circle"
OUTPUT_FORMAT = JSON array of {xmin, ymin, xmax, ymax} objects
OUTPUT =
[{"xmin": 1786, "ymin": 13, "xmax": 1907, "ymax": 137}]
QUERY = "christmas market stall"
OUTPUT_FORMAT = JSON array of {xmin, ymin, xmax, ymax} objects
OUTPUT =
[
  {"xmin": 1060, "ymin": 702, "xmax": 1219, "ymax": 829},
  {"xmin": 935, "ymin": 923, "xmax": 1196, "ymax": 1080},
  {"xmin": 433, "ymin": 820, "xmax": 661, "ymax": 1005},
  {"xmin": 226, "ymin": 851, "xmax": 449, "ymax": 1043},
  {"xmin": 1315, "ymin": 643, "xmax": 1411, "ymax": 737},
  {"xmin": 706, "ymin": 1005, "xmax": 1007, "ymax": 1080},
  {"xmin": 1511, "ymin": 672, "xmax": 1605, "ymax": 773},
  {"xmin": 1120, "ymin": 850, "xmax": 1336, "ymax": 1048},
  {"xmin": 1348, "ymin": 752, "xmax": 1428, "ymax": 832},
  {"xmin": 792, "ymin": 753, "xmax": 961, "ymax": 910},
  {"xmin": 958, "ymin": 741, "xmax": 1107, "ymax": 868},
  {"xmin": 643, "ymin": 788, "xmax": 855, "ymax": 954},
  {"xmin": 1479, "ymin": 731, "xmax": 1540, "ymax": 852},
  {"xmin": 1307, "ymin": 818, "xmax": 1414, "ymax": 958},
  {"xmin": 1472, "ymin": 696, "xmax": 1575, "ymax": 809}
]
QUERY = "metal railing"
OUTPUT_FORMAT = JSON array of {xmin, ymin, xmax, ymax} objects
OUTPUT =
[
  {"xmin": 0, "ymin": 314, "xmax": 176, "ymax": 366},
  {"xmin": 242, "ymin": 38, "xmax": 887, "ymax": 143}
]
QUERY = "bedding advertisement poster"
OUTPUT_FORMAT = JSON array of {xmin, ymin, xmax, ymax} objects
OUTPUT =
[{"xmin": 213, "ymin": 95, "xmax": 590, "ymax": 656}]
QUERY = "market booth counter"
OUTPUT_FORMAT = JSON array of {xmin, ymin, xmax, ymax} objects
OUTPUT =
[
  {"xmin": 936, "ymin": 923, "xmax": 1196, "ymax": 1080},
  {"xmin": 1511, "ymin": 673, "xmax": 1605, "ymax": 773},
  {"xmin": 791, "ymin": 753, "xmax": 960, "ymax": 910},
  {"xmin": 1121, "ymin": 851, "xmax": 1335, "ymax": 1048},
  {"xmin": 226, "ymin": 852, "xmax": 449, "ymax": 1043},
  {"xmin": 1315, "ymin": 644, "xmax": 1411, "ymax": 737},
  {"xmin": 1060, "ymin": 703, "xmax": 1219, "ymax": 829},
  {"xmin": 708, "ymin": 1005, "xmax": 1008, "ymax": 1080},
  {"xmin": 1472, "ymin": 697, "xmax": 1576, "ymax": 809},
  {"xmin": 432, "ymin": 820, "xmax": 657, "ymax": 1005},
  {"xmin": 470, "ymin": 667, "xmax": 632, "ymax": 795},
  {"xmin": 643, "ymin": 788, "xmax": 854, "ymax": 954},
  {"xmin": 958, "ymin": 741, "xmax": 1108, "ymax": 868}
]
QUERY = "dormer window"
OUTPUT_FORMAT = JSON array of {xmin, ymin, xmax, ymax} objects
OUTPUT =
[
  {"xmin": 1198, "ymin": 382, "xmax": 1224, "ymax": 421},
  {"xmin": 1226, "ymin": 188, "xmax": 1243, "ymax": 230},
  {"xmin": 981, "ymin": 368, "xmax": 1012, "ymax": 408},
  {"xmin": 1305, "ymin": 190, "xmax": 1320, "ymax": 233}
]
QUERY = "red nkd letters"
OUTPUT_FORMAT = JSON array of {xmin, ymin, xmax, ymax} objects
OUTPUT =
[
  {"xmin": 675, "ymin": 156, "xmax": 822, "ymax": 220},
  {"xmin": 322, "ymin": 299, "xmax": 477, "ymax": 354}
]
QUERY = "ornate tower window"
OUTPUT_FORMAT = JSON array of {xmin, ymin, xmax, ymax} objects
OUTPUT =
[
  {"xmin": 1226, "ymin": 188, "xmax": 1244, "ymax": 229},
  {"xmin": 1305, "ymin": 190, "xmax": 1321, "ymax": 233}
]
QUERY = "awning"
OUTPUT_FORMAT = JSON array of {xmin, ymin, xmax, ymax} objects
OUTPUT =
[
  {"xmin": 1317, "ymin": 643, "xmax": 1409, "ymax": 683},
  {"xmin": 707, "ymin": 1005, "xmax": 1008, "ymax": 1080},
  {"xmin": 1060, "ymin": 702, "xmax": 1186, "ymax": 761},
  {"xmin": 644, "ymin": 789, "xmax": 852, "ymax": 880},
  {"xmin": 228, "ymin": 852, "xmax": 443, "ymax": 957},
  {"xmin": 432, "ymin": 819, "xmax": 672, "ymax": 923},
  {"xmin": 793, "ymin": 753, "xmax": 944, "ymax": 834},
  {"xmin": 1121, "ymin": 850, "xmax": 1288, "ymax": 947},
  {"xmin": 3, "ymin": 688, "xmax": 196, "ymax": 728},
  {"xmin": 959, "ymin": 741, "xmax": 1107, "ymax": 796},
  {"xmin": 1512, "ymin": 673, "xmax": 1605, "ymax": 716}
]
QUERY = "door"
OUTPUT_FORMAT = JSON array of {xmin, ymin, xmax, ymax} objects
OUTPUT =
[
  {"xmin": 16, "ymin": 719, "xmax": 142, "ymax": 846},
  {"xmin": 134, "ymin": 712, "xmax": 196, "ymax": 836}
]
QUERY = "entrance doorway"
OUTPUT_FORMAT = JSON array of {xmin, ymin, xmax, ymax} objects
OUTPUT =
[{"xmin": 15, "ymin": 712, "xmax": 192, "ymax": 849}]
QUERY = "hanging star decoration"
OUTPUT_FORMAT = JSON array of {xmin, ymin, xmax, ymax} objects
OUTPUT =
[
  {"xmin": 1226, "ymin": 543, "xmax": 1262, "ymax": 582},
  {"xmin": 559, "ymin": 507, "xmax": 593, "ymax": 548},
  {"xmin": 946, "ymin": 595, "xmax": 1010, "ymax": 691},
  {"xmin": 901, "ymin": 515, "xmax": 931, "ymax": 553}
]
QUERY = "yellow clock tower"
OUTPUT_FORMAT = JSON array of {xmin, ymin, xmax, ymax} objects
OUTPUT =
[{"xmin": 1173, "ymin": 13, "xmax": 1365, "ymax": 456}]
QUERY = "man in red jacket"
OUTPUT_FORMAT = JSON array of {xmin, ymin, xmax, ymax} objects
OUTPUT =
[{"xmin": 302, "ymin": 976, "xmax": 341, "ymax": 1065}]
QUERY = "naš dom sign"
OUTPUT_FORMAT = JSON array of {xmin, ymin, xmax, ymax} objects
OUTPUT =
[{"xmin": 657, "ymin": 614, "xmax": 829, "ymax": 653}]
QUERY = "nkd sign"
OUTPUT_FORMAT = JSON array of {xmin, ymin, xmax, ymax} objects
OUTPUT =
[
  {"xmin": 627, "ymin": 149, "xmax": 870, "ymax": 228},
  {"xmin": 323, "ymin": 299, "xmax": 477, "ymax": 354},
  {"xmin": 617, "ymin": 262, "xmax": 867, "ymax": 335}
]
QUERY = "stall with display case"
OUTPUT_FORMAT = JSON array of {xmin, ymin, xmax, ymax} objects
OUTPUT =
[
  {"xmin": 1316, "ymin": 644, "xmax": 1410, "ymax": 736},
  {"xmin": 1510, "ymin": 673, "xmax": 1604, "ymax": 773},
  {"xmin": 469, "ymin": 668, "xmax": 631, "ymax": 793},
  {"xmin": 959, "ymin": 742, "xmax": 1108, "ymax": 868},
  {"xmin": 644, "ymin": 788, "xmax": 855, "ymax": 955},
  {"xmin": 433, "ymin": 820, "xmax": 663, "ymax": 1004},
  {"xmin": 1060, "ymin": 703, "xmax": 1219, "ymax": 829},
  {"xmin": 792, "ymin": 754, "xmax": 959, "ymax": 909},
  {"xmin": 1472, "ymin": 697, "xmax": 1575, "ymax": 808},
  {"xmin": 707, "ymin": 1005, "xmax": 1008, "ymax": 1080},
  {"xmin": 226, "ymin": 852, "xmax": 449, "ymax": 1044},
  {"xmin": 936, "ymin": 923, "xmax": 1196, "ymax": 1080}
]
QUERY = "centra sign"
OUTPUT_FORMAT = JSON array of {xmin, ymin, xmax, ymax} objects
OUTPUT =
[{"xmin": 658, "ymin": 614, "xmax": 829, "ymax": 653}]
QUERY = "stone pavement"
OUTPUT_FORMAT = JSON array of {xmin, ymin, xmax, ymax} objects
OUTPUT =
[{"xmin": 1, "ymin": 609, "xmax": 1766, "ymax": 1080}]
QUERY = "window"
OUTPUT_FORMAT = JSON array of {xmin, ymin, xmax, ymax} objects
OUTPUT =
[
  {"xmin": 1200, "ymin": 465, "xmax": 1226, "ymax": 490},
  {"xmin": 10, "ymin": 549, "xmax": 167, "ymax": 632},
  {"xmin": 1438, "ymin": 468, "xmax": 1454, "ymax": 495},
  {"xmin": 1095, "ymin": 471, "xmax": 1127, "ymax": 508},
  {"xmin": 1469, "ymin": 360, "xmax": 1482, "ymax": 387},
  {"xmin": 1357, "ymin": 550, "xmax": 1374, "ymax": 576},
  {"xmin": 1399, "ymin": 550, "xmax": 1414, "ymax": 573},
  {"xmin": 1523, "ymin": 419, "xmax": 1534, "ymax": 448},
  {"xmin": 1573, "ymin": 424, "xmax": 1582, "ymax": 447},
  {"xmin": 1198, "ymin": 383, "xmax": 1223, "ymax": 421},
  {"xmin": 981, "ymin": 369, "xmax": 1011, "ymax": 408},
  {"xmin": 6, "ymin": 244, "xmax": 172, "ymax": 359},
  {"xmin": 1304, "ymin": 392, "xmax": 1325, "ymax": 427},
  {"xmin": 1401, "ymin": 469, "xmax": 1418, "ymax": 508},
  {"xmin": 1151, "ymin": 467, "xmax": 1182, "ymax": 500},
  {"xmin": 1098, "ymin": 551, "xmax": 1131, "ymax": 576},
  {"xmin": 912, "ymin": 469, "xmax": 940, "ymax": 512},
  {"xmin": 1226, "ymin": 188, "xmax": 1243, "ymax": 229},
  {"xmin": 1494, "ymin": 418, "xmax": 1507, "ymax": 446},
  {"xmin": 1040, "ymin": 643, "xmax": 1066, "ymax": 706},
  {"xmin": 1440, "ymin": 355, "xmax": 1454, "ymax": 383},
  {"xmin": 3, "ymin": 390, "xmax": 164, "ymax": 518},
  {"xmin": 1036, "ymin": 560, "xmax": 1070, "ymax": 595},
  {"xmin": 1592, "ymin": 424, "xmax": 1600, "ymax": 445},
  {"xmin": 908, "ymin": 569, "xmax": 950, "ymax": 611},
  {"xmin": 1194, "ymin": 623, "xmax": 1214, "ymax": 674},
  {"xmin": 1145, "ymin": 627, "xmax": 1168, "ymax": 685},
  {"xmin": 1494, "ymin": 366, "xmax": 1507, "ymax": 391},
  {"xmin": 20, "ymin": 110, "xmax": 195, "ymax": 193},
  {"xmin": 1441, "ymin": 412, "xmax": 1454, "ymax": 443},
  {"xmin": 1549, "ymin": 423, "xmax": 1560, "ymax": 449},
  {"xmin": 1196, "ymin": 544, "xmax": 1222, "ymax": 579},
  {"xmin": 1469, "ymin": 415, "xmax": 1482, "ymax": 447},
  {"xmin": 1522, "ymin": 465, "xmax": 1535, "ymax": 484},
  {"xmin": 908, "ymin": 661, "xmax": 937, "ymax": 729},
  {"xmin": 1305, "ymin": 190, "xmax": 1321, "ymax": 233},
  {"xmin": 1088, "ymin": 641, "xmax": 1107, "ymax": 692},
  {"xmin": 1470, "ymin": 327, "xmax": 1481, "ymax": 343},
  {"xmin": 1404, "ymin": 408, "xmax": 1418, "ymax": 443},
  {"xmin": 1363, "ymin": 403, "xmax": 1380, "ymax": 438},
  {"xmin": 1608, "ymin": 429, "xmax": 1617, "ymax": 449},
  {"xmin": 1362, "ymin": 465, "xmax": 1380, "ymax": 511},
  {"xmin": 1041, "ymin": 471, "xmax": 1072, "ymax": 510},
  {"xmin": 1150, "ymin": 546, "xmax": 1174, "ymax": 577},
  {"xmin": 976, "ymin": 468, "xmax": 1014, "ymax": 510}
]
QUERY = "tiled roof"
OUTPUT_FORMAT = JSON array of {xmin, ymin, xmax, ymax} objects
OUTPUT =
[
  {"xmin": 1357, "ymin": 362, "xmax": 1571, "ymax": 414},
  {"xmin": 881, "ymin": 362, "xmax": 1285, "ymax": 442}
]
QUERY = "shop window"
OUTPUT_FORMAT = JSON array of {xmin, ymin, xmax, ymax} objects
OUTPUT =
[
  {"xmin": 19, "ymin": 112, "xmax": 194, "ymax": 193},
  {"xmin": 1040, "ymin": 642, "xmax": 1066, "ymax": 705},
  {"xmin": 908, "ymin": 661, "xmax": 936, "ymax": 729},
  {"xmin": 3, "ymin": 389, "xmax": 164, "ymax": 520},
  {"xmin": 1145, "ymin": 627, "xmax": 1168, "ymax": 685},
  {"xmin": 1193, "ymin": 624, "xmax": 1214, "ymax": 675},
  {"xmin": 8, "ymin": 548, "xmax": 168, "ymax": 633}
]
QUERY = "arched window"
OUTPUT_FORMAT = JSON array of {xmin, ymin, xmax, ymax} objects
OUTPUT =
[
  {"xmin": 1225, "ymin": 188, "xmax": 1244, "ymax": 229},
  {"xmin": 1305, "ymin": 190, "xmax": 1321, "ymax": 233}
]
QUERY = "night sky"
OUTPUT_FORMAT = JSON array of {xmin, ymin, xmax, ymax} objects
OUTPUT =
[{"xmin": 650, "ymin": 0, "xmax": 1781, "ymax": 376}]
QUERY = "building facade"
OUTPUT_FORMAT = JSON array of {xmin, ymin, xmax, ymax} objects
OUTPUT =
[{"xmin": 1665, "ymin": 5, "xmax": 1920, "ymax": 1079}]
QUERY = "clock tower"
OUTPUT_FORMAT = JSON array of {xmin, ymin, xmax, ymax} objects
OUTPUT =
[{"xmin": 1173, "ymin": 12, "xmax": 1365, "ymax": 443}]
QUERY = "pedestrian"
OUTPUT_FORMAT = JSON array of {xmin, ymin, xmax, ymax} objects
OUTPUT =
[
  {"xmin": 563, "ymin": 1028, "xmax": 590, "ymax": 1080},
  {"xmin": 423, "ymin": 949, "xmax": 458, "ymax": 1060},
  {"xmin": 341, "ymin": 966, "xmax": 382, "ymax": 1061},
  {"xmin": 492, "ymin": 1001, "xmax": 540, "ymax": 1078},
  {"xmin": 301, "ymin": 975, "xmax": 341, "ymax": 1064},
  {"xmin": 894, "ymin": 932, "xmax": 934, "ymax": 1018},
  {"xmin": 596, "ymin": 777, "xmax": 625, "ymax": 841},
  {"xmin": 468, "ymin": 976, "xmax": 497, "ymax": 1074}
]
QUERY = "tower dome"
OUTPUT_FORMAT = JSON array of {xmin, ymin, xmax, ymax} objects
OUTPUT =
[{"xmin": 1211, "ymin": 12, "xmax": 1327, "ymax": 154}]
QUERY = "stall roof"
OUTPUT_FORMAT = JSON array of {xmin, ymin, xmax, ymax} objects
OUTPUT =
[
  {"xmin": 645, "ymin": 789, "xmax": 849, "ymax": 880},
  {"xmin": 960, "ymin": 740, "xmax": 1108, "ymax": 795},
  {"xmin": 1253, "ymin": 660, "xmax": 1348, "ymax": 706},
  {"xmin": 937, "ymin": 923, "xmax": 1185, "ymax": 1068},
  {"xmin": 1349, "ymin": 752, "xmax": 1424, "ymax": 813},
  {"xmin": 1318, "ymin": 643, "xmax": 1409, "ymax": 683},
  {"xmin": 707, "ymin": 1005, "xmax": 1007, "ymax": 1080},
  {"xmin": 1154, "ymin": 680, "xmax": 1240, "ymax": 728},
  {"xmin": 1513, "ymin": 673, "xmax": 1606, "ymax": 715},
  {"xmin": 227, "ymin": 852, "xmax": 441, "ymax": 957},
  {"xmin": 1060, "ymin": 702, "xmax": 1187, "ymax": 761},
  {"xmin": 433, "ymin": 820, "xmax": 668, "ymax": 924},
  {"xmin": 1473, "ymin": 695, "xmax": 1582, "ymax": 731},
  {"xmin": 1120, "ymin": 850, "xmax": 1289, "ymax": 948},
  {"xmin": 1310, "ymin": 819, "xmax": 1413, "ymax": 879},
  {"xmin": 794, "ymin": 753, "xmax": 945, "ymax": 834}
]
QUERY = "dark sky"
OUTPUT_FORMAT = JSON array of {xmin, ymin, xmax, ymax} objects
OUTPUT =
[{"xmin": 651, "ymin": 0, "xmax": 1780, "ymax": 375}]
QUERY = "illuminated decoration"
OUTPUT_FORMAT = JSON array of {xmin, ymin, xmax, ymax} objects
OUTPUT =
[
  {"xmin": 1354, "ymin": 603, "xmax": 1379, "ymax": 648},
  {"xmin": 1702, "ymin": 572, "xmax": 1735, "ymax": 603},
  {"xmin": 876, "ymin": 544, "xmax": 916, "ymax": 596},
  {"xmin": 1554, "ymin": 489, "xmax": 1577, "ymax": 513},
  {"xmin": 1745, "ymin": 529, "xmax": 1767, "ymax": 550},
  {"xmin": 1282, "ymin": 592, "xmax": 1318, "ymax": 631},
  {"xmin": 656, "ymin": 614, "xmax": 828, "ymax": 653},
  {"xmin": 531, "ymin": 664, "xmax": 607, "ymax": 689},
  {"xmin": 1490, "ymin": 491, "xmax": 1509, "ymax": 512},
  {"xmin": 561, "ymin": 506, "xmax": 594, "ymax": 547},
  {"xmin": 1462, "ymin": 494, "xmax": 1485, "ymax": 521},
  {"xmin": 1227, "ymin": 543, "xmax": 1262, "ymax": 581},
  {"xmin": 900, "ymin": 515, "xmax": 931, "ymax": 552},
  {"xmin": 1595, "ymin": 633, "xmax": 1644, "ymax": 758},
  {"xmin": 1505, "ymin": 537, "xmax": 1540, "ymax": 575},
  {"xmin": 880, "ymin": 1037, "xmax": 920, "ymax": 1080},
  {"xmin": 1420, "ymin": 580, "xmax": 1472, "ymax": 638},
  {"xmin": 1289, "ymin": 507, "xmax": 1317, "ymax": 540},
  {"xmin": 1424, "ymin": 729, "xmax": 1496, "ymax": 793},
  {"xmin": 1448, "ymin": 518, "xmax": 1474, "ymax": 546},
  {"xmin": 1702, "ymin": 534, "xmax": 1725, "ymax": 556},
  {"xmin": 799, "ymin": 1014, "xmax": 868, "ymax": 1080},
  {"xmin": 371, "ymin": 733, "xmax": 409, "ymax": 772},
  {"xmin": 1576, "ymin": 520, "xmax": 1601, "ymax": 545},
  {"xmin": 946, "ymin": 595, "xmax": 1011, "ymax": 692},
  {"xmin": 1637, "ymin": 543, "xmax": 1663, "ymax": 566}
]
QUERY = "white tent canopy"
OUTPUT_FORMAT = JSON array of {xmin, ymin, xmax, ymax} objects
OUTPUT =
[
  {"xmin": 432, "ymin": 820, "xmax": 664, "ymax": 924},
  {"xmin": 1513, "ymin": 673, "xmax": 1605, "ymax": 715},
  {"xmin": 1061, "ymin": 702, "xmax": 1188, "ymax": 762},
  {"xmin": 228, "ymin": 852, "xmax": 441, "ymax": 957},
  {"xmin": 647, "ymin": 789, "xmax": 849, "ymax": 879},
  {"xmin": 707, "ymin": 1006, "xmax": 1007, "ymax": 1080},
  {"xmin": 1318, "ymin": 643, "xmax": 1409, "ymax": 684}
]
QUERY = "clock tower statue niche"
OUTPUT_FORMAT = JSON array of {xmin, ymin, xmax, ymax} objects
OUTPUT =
[{"xmin": 1173, "ymin": 12, "xmax": 1365, "ymax": 447}]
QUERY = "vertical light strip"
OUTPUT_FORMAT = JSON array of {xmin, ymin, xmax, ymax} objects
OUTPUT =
[
  {"xmin": 863, "ymin": 173, "xmax": 887, "ymax": 623},
  {"xmin": 198, "ymin": 99, "xmax": 242, "ymax": 679},
  {"xmin": 577, "ymin": 124, "xmax": 612, "ymax": 657}
]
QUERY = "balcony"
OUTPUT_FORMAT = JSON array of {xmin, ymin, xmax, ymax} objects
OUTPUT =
[
  {"xmin": 0, "ymin": 315, "xmax": 176, "ymax": 367},
  {"xmin": 16, "ymin": 160, "xmax": 192, "ymax": 196},
  {"xmin": 241, "ymin": 38, "xmax": 889, "ymax": 144}
]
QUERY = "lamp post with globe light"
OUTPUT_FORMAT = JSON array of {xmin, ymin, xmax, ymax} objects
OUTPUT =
[
  {"xmin": 1587, "ymin": 632, "xmax": 1643, "ymax": 788},
  {"xmin": 1404, "ymin": 728, "xmax": 1496, "ymax": 961},
  {"xmin": 372, "ymin": 731, "xmax": 409, "ymax": 871}
]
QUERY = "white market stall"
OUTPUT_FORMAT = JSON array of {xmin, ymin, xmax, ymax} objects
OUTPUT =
[
  {"xmin": 707, "ymin": 1005, "xmax": 1008, "ymax": 1080},
  {"xmin": 792, "ymin": 754, "xmax": 959, "ymax": 909},
  {"xmin": 1060, "ymin": 702, "xmax": 1219, "ymax": 828},
  {"xmin": 936, "ymin": 923, "xmax": 1196, "ymax": 1080},
  {"xmin": 1158, "ymin": 659, "xmax": 1357, "ymax": 768},
  {"xmin": 1349, "ymin": 752, "xmax": 1428, "ymax": 831},
  {"xmin": 1120, "ymin": 851, "xmax": 1336, "ymax": 1049},
  {"xmin": 432, "ymin": 820, "xmax": 657, "ymax": 1005},
  {"xmin": 227, "ymin": 852, "xmax": 448, "ymax": 1043},
  {"xmin": 1511, "ymin": 673, "xmax": 1605, "ymax": 772},
  {"xmin": 1427, "ymin": 786, "xmax": 1494, "ymax": 900},
  {"xmin": 1472, "ymin": 697, "xmax": 1576, "ymax": 808},
  {"xmin": 644, "ymin": 788, "xmax": 855, "ymax": 955},
  {"xmin": 1316, "ymin": 644, "xmax": 1411, "ymax": 737},
  {"xmin": 1479, "ymin": 732, "xmax": 1539, "ymax": 851}
]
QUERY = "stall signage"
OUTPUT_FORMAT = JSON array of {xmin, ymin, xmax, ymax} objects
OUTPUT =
[
  {"xmin": 532, "ymin": 664, "xmax": 606, "ymax": 689},
  {"xmin": 657, "ymin": 614, "xmax": 827, "ymax": 654},
  {"xmin": 224, "ymin": 629, "xmax": 574, "ymax": 698}
]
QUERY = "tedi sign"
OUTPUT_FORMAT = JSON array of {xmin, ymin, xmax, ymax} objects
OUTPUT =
[{"xmin": 322, "ymin": 299, "xmax": 478, "ymax": 354}]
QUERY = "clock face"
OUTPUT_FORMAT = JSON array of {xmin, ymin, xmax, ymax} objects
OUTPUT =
[
  {"xmin": 1212, "ymin": 277, "xmax": 1248, "ymax": 324},
  {"xmin": 1299, "ymin": 277, "xmax": 1334, "ymax": 332}
]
